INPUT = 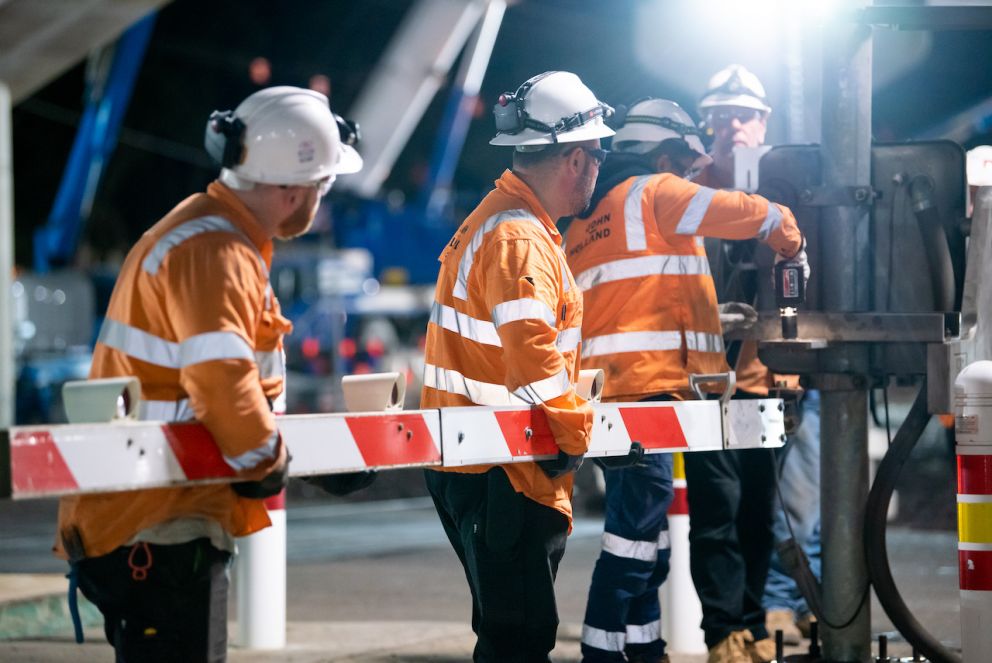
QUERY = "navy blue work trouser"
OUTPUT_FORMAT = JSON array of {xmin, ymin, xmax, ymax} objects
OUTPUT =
[
  {"xmin": 426, "ymin": 467, "xmax": 569, "ymax": 663},
  {"xmin": 684, "ymin": 442, "xmax": 777, "ymax": 648}
]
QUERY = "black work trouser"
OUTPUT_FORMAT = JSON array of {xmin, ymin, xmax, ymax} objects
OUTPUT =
[
  {"xmin": 75, "ymin": 538, "xmax": 231, "ymax": 663},
  {"xmin": 683, "ymin": 445, "xmax": 777, "ymax": 648},
  {"xmin": 425, "ymin": 467, "xmax": 570, "ymax": 663}
]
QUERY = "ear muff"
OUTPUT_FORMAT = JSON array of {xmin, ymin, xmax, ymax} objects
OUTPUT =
[
  {"xmin": 204, "ymin": 110, "xmax": 246, "ymax": 168},
  {"xmin": 492, "ymin": 71, "xmax": 558, "ymax": 135},
  {"xmin": 334, "ymin": 113, "xmax": 361, "ymax": 146}
]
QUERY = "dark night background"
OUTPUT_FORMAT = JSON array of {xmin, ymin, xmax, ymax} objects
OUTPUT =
[{"xmin": 11, "ymin": 0, "xmax": 992, "ymax": 269}]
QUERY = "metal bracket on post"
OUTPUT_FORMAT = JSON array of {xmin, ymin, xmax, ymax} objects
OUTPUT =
[
  {"xmin": 797, "ymin": 185, "xmax": 878, "ymax": 208},
  {"xmin": 688, "ymin": 372, "xmax": 736, "ymax": 449}
]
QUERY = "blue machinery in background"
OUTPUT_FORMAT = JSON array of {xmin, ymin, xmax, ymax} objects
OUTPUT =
[{"xmin": 33, "ymin": 13, "xmax": 156, "ymax": 272}]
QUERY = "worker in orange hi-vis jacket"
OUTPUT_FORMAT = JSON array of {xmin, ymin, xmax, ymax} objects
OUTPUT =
[
  {"xmin": 564, "ymin": 97, "xmax": 807, "ymax": 663},
  {"xmin": 421, "ymin": 70, "xmax": 612, "ymax": 662},
  {"xmin": 55, "ymin": 86, "xmax": 362, "ymax": 663}
]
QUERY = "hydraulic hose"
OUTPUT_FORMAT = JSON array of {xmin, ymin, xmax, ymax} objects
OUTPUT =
[
  {"xmin": 863, "ymin": 377, "xmax": 961, "ymax": 663},
  {"xmin": 909, "ymin": 175, "xmax": 956, "ymax": 312}
]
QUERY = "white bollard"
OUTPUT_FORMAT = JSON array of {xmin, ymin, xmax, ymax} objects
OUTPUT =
[
  {"xmin": 661, "ymin": 453, "xmax": 707, "ymax": 654},
  {"xmin": 234, "ymin": 492, "xmax": 287, "ymax": 649}
]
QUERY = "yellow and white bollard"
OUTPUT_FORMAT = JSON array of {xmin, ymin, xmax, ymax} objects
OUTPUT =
[
  {"xmin": 955, "ymin": 361, "xmax": 992, "ymax": 663},
  {"xmin": 661, "ymin": 452, "xmax": 707, "ymax": 654}
]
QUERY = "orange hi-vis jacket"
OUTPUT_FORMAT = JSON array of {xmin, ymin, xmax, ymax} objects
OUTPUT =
[
  {"xmin": 421, "ymin": 170, "xmax": 594, "ymax": 525},
  {"xmin": 56, "ymin": 181, "xmax": 289, "ymax": 560},
  {"xmin": 564, "ymin": 171, "xmax": 803, "ymax": 401}
]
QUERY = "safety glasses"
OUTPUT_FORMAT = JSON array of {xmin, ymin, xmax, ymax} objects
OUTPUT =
[
  {"xmin": 281, "ymin": 175, "xmax": 335, "ymax": 197},
  {"xmin": 705, "ymin": 107, "xmax": 764, "ymax": 127},
  {"xmin": 578, "ymin": 146, "xmax": 609, "ymax": 165}
]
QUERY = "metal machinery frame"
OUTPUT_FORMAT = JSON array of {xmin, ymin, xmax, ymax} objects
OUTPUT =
[{"xmin": 721, "ymin": 5, "xmax": 992, "ymax": 662}]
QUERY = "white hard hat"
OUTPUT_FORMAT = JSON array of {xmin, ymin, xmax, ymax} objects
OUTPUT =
[
  {"xmin": 967, "ymin": 146, "xmax": 992, "ymax": 187},
  {"xmin": 490, "ymin": 71, "xmax": 615, "ymax": 148},
  {"xmin": 205, "ymin": 86, "xmax": 361, "ymax": 188},
  {"xmin": 612, "ymin": 98, "xmax": 713, "ymax": 170},
  {"xmin": 699, "ymin": 64, "xmax": 772, "ymax": 114}
]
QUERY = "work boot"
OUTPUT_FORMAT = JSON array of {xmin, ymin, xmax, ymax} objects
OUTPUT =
[
  {"xmin": 795, "ymin": 612, "xmax": 816, "ymax": 639},
  {"xmin": 706, "ymin": 630, "xmax": 752, "ymax": 663},
  {"xmin": 742, "ymin": 629, "xmax": 776, "ymax": 663},
  {"xmin": 766, "ymin": 608, "xmax": 802, "ymax": 645}
]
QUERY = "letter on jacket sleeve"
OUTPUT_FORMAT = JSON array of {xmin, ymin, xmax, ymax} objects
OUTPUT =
[
  {"xmin": 653, "ymin": 174, "xmax": 803, "ymax": 257},
  {"xmin": 163, "ymin": 239, "xmax": 286, "ymax": 480},
  {"xmin": 482, "ymin": 238, "xmax": 592, "ymax": 455}
]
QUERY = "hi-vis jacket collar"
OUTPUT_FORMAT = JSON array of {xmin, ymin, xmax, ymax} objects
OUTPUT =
[
  {"xmin": 494, "ymin": 170, "xmax": 562, "ymax": 245},
  {"xmin": 207, "ymin": 181, "xmax": 274, "ymax": 266}
]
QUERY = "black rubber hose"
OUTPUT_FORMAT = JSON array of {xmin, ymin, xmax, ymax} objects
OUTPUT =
[
  {"xmin": 909, "ymin": 175, "xmax": 956, "ymax": 312},
  {"xmin": 863, "ymin": 377, "xmax": 961, "ymax": 663}
]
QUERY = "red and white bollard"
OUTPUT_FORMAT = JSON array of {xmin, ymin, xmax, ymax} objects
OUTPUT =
[
  {"xmin": 955, "ymin": 361, "xmax": 992, "ymax": 663},
  {"xmin": 661, "ymin": 452, "xmax": 706, "ymax": 654},
  {"xmin": 234, "ymin": 492, "xmax": 287, "ymax": 649}
]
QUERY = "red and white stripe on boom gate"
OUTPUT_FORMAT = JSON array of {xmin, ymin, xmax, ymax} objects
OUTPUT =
[{"xmin": 1, "ymin": 399, "xmax": 784, "ymax": 500}]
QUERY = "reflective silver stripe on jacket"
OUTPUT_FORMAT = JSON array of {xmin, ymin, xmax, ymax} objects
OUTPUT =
[
  {"xmin": 429, "ymin": 301, "xmax": 501, "ymax": 346},
  {"xmin": 224, "ymin": 430, "xmax": 280, "ymax": 472},
  {"xmin": 423, "ymin": 363, "xmax": 572, "ymax": 406},
  {"xmin": 675, "ymin": 185, "xmax": 717, "ymax": 235},
  {"xmin": 556, "ymin": 327, "xmax": 582, "ymax": 354},
  {"xmin": 557, "ymin": 248, "xmax": 572, "ymax": 292},
  {"xmin": 624, "ymin": 175, "xmax": 653, "ymax": 251},
  {"xmin": 685, "ymin": 330, "xmax": 725, "ymax": 353},
  {"xmin": 583, "ymin": 330, "xmax": 723, "ymax": 357},
  {"xmin": 99, "ymin": 319, "xmax": 262, "ymax": 369},
  {"xmin": 511, "ymin": 368, "xmax": 571, "ymax": 404},
  {"xmin": 491, "ymin": 298, "xmax": 556, "ymax": 329},
  {"xmin": 574, "ymin": 254, "xmax": 711, "ymax": 291},
  {"xmin": 255, "ymin": 348, "xmax": 286, "ymax": 381},
  {"xmin": 453, "ymin": 209, "xmax": 544, "ymax": 300},
  {"xmin": 142, "ymin": 215, "xmax": 273, "ymax": 309},
  {"xmin": 758, "ymin": 202, "xmax": 783, "ymax": 240},
  {"xmin": 139, "ymin": 399, "xmax": 195, "ymax": 422},
  {"xmin": 422, "ymin": 363, "xmax": 525, "ymax": 406},
  {"xmin": 431, "ymin": 301, "xmax": 580, "ymax": 353},
  {"xmin": 583, "ymin": 331, "xmax": 682, "ymax": 358}
]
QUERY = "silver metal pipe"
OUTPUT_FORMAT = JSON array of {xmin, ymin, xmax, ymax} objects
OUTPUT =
[
  {"xmin": 0, "ymin": 82, "xmax": 14, "ymax": 429},
  {"xmin": 820, "ymin": 386, "xmax": 872, "ymax": 661},
  {"xmin": 818, "ymin": 10, "xmax": 874, "ymax": 661}
]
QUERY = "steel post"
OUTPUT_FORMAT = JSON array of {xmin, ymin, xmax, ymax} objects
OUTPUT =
[
  {"xmin": 820, "ymin": 387, "xmax": 872, "ymax": 661},
  {"xmin": 819, "ymin": 9, "xmax": 874, "ymax": 661},
  {"xmin": 0, "ymin": 82, "xmax": 14, "ymax": 429}
]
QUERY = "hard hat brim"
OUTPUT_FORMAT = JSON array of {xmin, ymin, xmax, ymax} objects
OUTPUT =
[
  {"xmin": 334, "ymin": 144, "xmax": 364, "ymax": 174},
  {"xmin": 489, "ymin": 122, "xmax": 615, "ymax": 147},
  {"xmin": 699, "ymin": 93, "xmax": 772, "ymax": 113}
]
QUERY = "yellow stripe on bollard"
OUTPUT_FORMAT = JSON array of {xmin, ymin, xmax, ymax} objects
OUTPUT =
[
  {"xmin": 959, "ymin": 501, "xmax": 992, "ymax": 543},
  {"xmin": 673, "ymin": 452, "xmax": 685, "ymax": 480}
]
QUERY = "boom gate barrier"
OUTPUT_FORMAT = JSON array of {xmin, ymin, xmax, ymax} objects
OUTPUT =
[{"xmin": 0, "ymin": 372, "xmax": 785, "ymax": 650}]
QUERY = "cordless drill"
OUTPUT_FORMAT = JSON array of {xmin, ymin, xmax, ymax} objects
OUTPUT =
[{"xmin": 774, "ymin": 258, "xmax": 805, "ymax": 340}]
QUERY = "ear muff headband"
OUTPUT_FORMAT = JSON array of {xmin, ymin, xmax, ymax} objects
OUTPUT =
[{"xmin": 205, "ymin": 110, "xmax": 246, "ymax": 168}]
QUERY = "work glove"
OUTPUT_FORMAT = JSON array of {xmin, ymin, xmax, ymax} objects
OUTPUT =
[
  {"xmin": 231, "ymin": 454, "xmax": 291, "ymax": 499},
  {"xmin": 773, "ymin": 237, "xmax": 811, "ymax": 288},
  {"xmin": 718, "ymin": 302, "xmax": 759, "ymax": 334},
  {"xmin": 302, "ymin": 471, "xmax": 378, "ymax": 496},
  {"xmin": 537, "ymin": 450, "xmax": 585, "ymax": 479},
  {"xmin": 594, "ymin": 442, "xmax": 645, "ymax": 470}
]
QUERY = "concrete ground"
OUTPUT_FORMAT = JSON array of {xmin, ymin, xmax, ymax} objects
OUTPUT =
[{"xmin": 0, "ymin": 489, "xmax": 962, "ymax": 662}]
